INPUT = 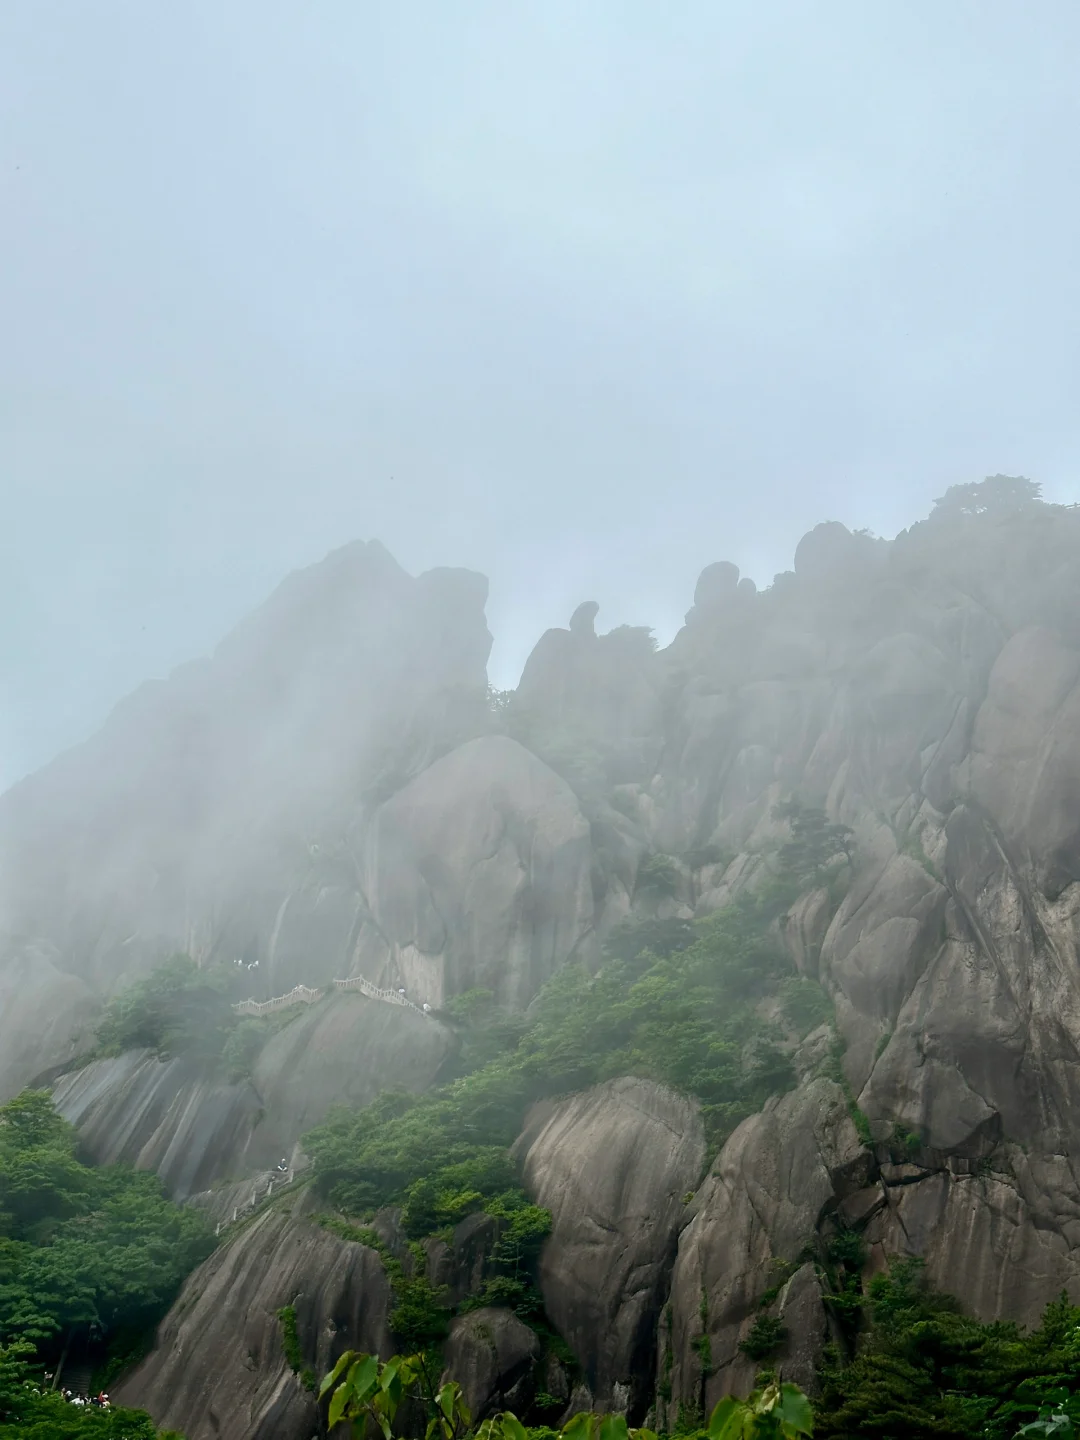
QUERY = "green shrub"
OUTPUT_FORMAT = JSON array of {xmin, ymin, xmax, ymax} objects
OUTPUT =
[
  {"xmin": 740, "ymin": 1315, "xmax": 789, "ymax": 1362},
  {"xmin": 779, "ymin": 976, "xmax": 834, "ymax": 1038},
  {"xmin": 0, "ymin": 1090, "xmax": 214, "ymax": 1411},
  {"xmin": 816, "ymin": 1262, "xmax": 1080, "ymax": 1440},
  {"xmin": 95, "ymin": 955, "xmax": 236, "ymax": 1064},
  {"xmin": 276, "ymin": 1303, "xmax": 316, "ymax": 1391},
  {"xmin": 636, "ymin": 853, "xmax": 681, "ymax": 900}
]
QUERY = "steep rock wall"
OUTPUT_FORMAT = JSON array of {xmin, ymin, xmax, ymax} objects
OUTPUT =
[
  {"xmin": 117, "ymin": 1193, "xmax": 393, "ymax": 1440},
  {"xmin": 52, "ymin": 993, "xmax": 453, "ymax": 1196},
  {"xmin": 0, "ymin": 542, "xmax": 494, "ymax": 1090},
  {"xmin": 356, "ymin": 735, "xmax": 595, "ymax": 1006},
  {"xmin": 516, "ymin": 1077, "xmax": 705, "ymax": 1418},
  {"xmin": 661, "ymin": 1079, "xmax": 869, "ymax": 1417}
]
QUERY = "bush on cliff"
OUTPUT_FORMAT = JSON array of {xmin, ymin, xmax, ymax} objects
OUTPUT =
[
  {"xmin": 0, "ymin": 1090, "xmax": 213, "ymax": 1399},
  {"xmin": 816, "ymin": 1259, "xmax": 1080, "ymax": 1440}
]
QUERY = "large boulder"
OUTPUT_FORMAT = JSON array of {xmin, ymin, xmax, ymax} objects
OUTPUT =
[
  {"xmin": 51, "ymin": 1051, "xmax": 263, "ymax": 1200},
  {"xmin": 661, "ymin": 1079, "xmax": 870, "ymax": 1418},
  {"xmin": 248, "ymin": 993, "xmax": 453, "ymax": 1166},
  {"xmin": 516, "ymin": 1077, "xmax": 705, "ymax": 1418},
  {"xmin": 357, "ymin": 736, "xmax": 595, "ymax": 1007},
  {"xmin": 117, "ymin": 1194, "xmax": 393, "ymax": 1440},
  {"xmin": 442, "ymin": 1307, "xmax": 541, "ymax": 1420}
]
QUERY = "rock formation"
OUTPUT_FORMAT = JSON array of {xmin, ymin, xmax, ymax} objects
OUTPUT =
[
  {"xmin": 51, "ymin": 992, "xmax": 453, "ymax": 1196},
  {"xmin": 8, "ymin": 487, "xmax": 1080, "ymax": 1436},
  {"xmin": 517, "ymin": 1078, "xmax": 705, "ymax": 1415},
  {"xmin": 116, "ymin": 1192, "xmax": 394, "ymax": 1440}
]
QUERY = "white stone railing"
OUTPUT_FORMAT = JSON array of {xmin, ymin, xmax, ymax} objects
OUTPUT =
[
  {"xmin": 332, "ymin": 974, "xmax": 426, "ymax": 1015},
  {"xmin": 232, "ymin": 974, "xmax": 430, "ymax": 1019},
  {"xmin": 232, "ymin": 984, "xmax": 322, "ymax": 1017}
]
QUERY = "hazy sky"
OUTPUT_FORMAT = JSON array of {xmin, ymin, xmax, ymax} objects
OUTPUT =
[{"xmin": 4, "ymin": 2, "xmax": 1080, "ymax": 792}]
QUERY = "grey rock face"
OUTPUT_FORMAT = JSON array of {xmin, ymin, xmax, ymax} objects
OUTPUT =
[
  {"xmin": 248, "ymin": 994, "xmax": 453, "ymax": 1166},
  {"xmin": 52, "ymin": 994, "xmax": 452, "ymax": 1196},
  {"xmin": 517, "ymin": 1077, "xmax": 705, "ymax": 1418},
  {"xmin": 18, "ymin": 506, "xmax": 1080, "ymax": 1427},
  {"xmin": 52, "ymin": 1051, "xmax": 262, "ymax": 1200},
  {"xmin": 863, "ymin": 1148, "xmax": 1080, "ymax": 1327},
  {"xmin": 442, "ymin": 1307, "xmax": 541, "ymax": 1420},
  {"xmin": 358, "ymin": 735, "xmax": 594, "ymax": 1007},
  {"xmin": 117, "ymin": 1195, "xmax": 393, "ymax": 1440},
  {"xmin": 513, "ymin": 607, "xmax": 663, "ymax": 759},
  {"xmin": 661, "ymin": 1080, "xmax": 869, "ymax": 1417},
  {"xmin": 0, "ymin": 542, "xmax": 493, "ymax": 996},
  {"xmin": 0, "ymin": 941, "xmax": 97, "ymax": 1100}
]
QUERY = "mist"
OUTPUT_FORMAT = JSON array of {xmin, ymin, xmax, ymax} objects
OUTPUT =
[{"xmin": 5, "ymin": 1, "xmax": 1080, "ymax": 791}]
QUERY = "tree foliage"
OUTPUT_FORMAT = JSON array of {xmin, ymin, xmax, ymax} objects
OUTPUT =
[
  {"xmin": 94, "ymin": 953, "xmax": 301, "ymax": 1080},
  {"xmin": 816, "ymin": 1260, "xmax": 1080, "ymax": 1440},
  {"xmin": 0, "ymin": 1090, "xmax": 213, "ymax": 1395},
  {"xmin": 635, "ymin": 855, "xmax": 681, "ymax": 902},
  {"xmin": 933, "ymin": 474, "xmax": 1042, "ymax": 518},
  {"xmin": 0, "ymin": 1337, "xmax": 175, "ymax": 1437},
  {"xmin": 94, "ymin": 955, "xmax": 236, "ymax": 1062},
  {"xmin": 771, "ymin": 803, "xmax": 852, "ymax": 889},
  {"xmin": 320, "ymin": 1349, "xmax": 813, "ymax": 1440}
]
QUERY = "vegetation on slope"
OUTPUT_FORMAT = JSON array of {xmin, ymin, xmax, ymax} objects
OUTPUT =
[
  {"xmin": 815, "ymin": 1259, "xmax": 1080, "ymax": 1440},
  {"xmin": 93, "ymin": 952, "xmax": 302, "ymax": 1080},
  {"xmin": 0, "ymin": 1341, "xmax": 180, "ymax": 1439},
  {"xmin": 0, "ymin": 1089, "xmax": 212, "ymax": 1433},
  {"xmin": 306, "ymin": 801, "xmax": 851, "ymax": 1230},
  {"xmin": 304, "ymin": 888, "xmax": 803, "ymax": 1231}
]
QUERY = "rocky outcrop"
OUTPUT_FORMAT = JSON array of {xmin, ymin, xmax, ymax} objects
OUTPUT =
[
  {"xmin": 52, "ymin": 1051, "xmax": 262, "ymax": 1200},
  {"xmin": 441, "ymin": 1307, "xmax": 541, "ymax": 1420},
  {"xmin": 248, "ymin": 993, "xmax": 453, "ymax": 1164},
  {"xmin": 513, "ymin": 604, "xmax": 663, "ymax": 767},
  {"xmin": 52, "ymin": 993, "xmax": 453, "ymax": 1196},
  {"xmin": 356, "ymin": 736, "xmax": 595, "ymax": 1006},
  {"xmin": 0, "ymin": 541, "xmax": 493, "ymax": 1001},
  {"xmin": 517, "ymin": 1077, "xmax": 705, "ymax": 1418},
  {"xmin": 117, "ymin": 1193, "xmax": 394, "ymax": 1440},
  {"xmin": 0, "ymin": 940, "xmax": 97, "ymax": 1099},
  {"xmin": 661, "ymin": 1080, "xmax": 870, "ymax": 1417},
  {"xmin": 16, "ymin": 491, "xmax": 1080, "ymax": 1433},
  {"xmin": 861, "ymin": 1146, "xmax": 1080, "ymax": 1328}
]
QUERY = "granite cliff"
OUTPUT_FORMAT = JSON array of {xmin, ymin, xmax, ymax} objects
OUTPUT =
[{"xmin": 5, "ymin": 478, "xmax": 1080, "ymax": 1436}]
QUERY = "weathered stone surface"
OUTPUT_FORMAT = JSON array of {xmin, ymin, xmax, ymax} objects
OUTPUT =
[
  {"xmin": 117, "ymin": 1195, "xmax": 393, "ymax": 1440},
  {"xmin": 52, "ymin": 1051, "xmax": 262, "ymax": 1200},
  {"xmin": 0, "ymin": 941, "xmax": 97, "ymax": 1100},
  {"xmin": 52, "ymin": 993, "xmax": 452, "ymax": 1195},
  {"xmin": 517, "ymin": 1077, "xmax": 705, "ymax": 1418},
  {"xmin": 865, "ymin": 1148, "xmax": 1080, "ymax": 1328},
  {"xmin": 442, "ymin": 1307, "xmax": 541, "ymax": 1419},
  {"xmin": 17, "ymin": 502, "xmax": 1080, "ymax": 1429},
  {"xmin": 967, "ymin": 627, "xmax": 1080, "ymax": 891},
  {"xmin": 661, "ymin": 1080, "xmax": 870, "ymax": 1417},
  {"xmin": 248, "ymin": 993, "xmax": 453, "ymax": 1167},
  {"xmin": 358, "ymin": 735, "xmax": 594, "ymax": 1007},
  {"xmin": 773, "ymin": 1263, "xmax": 829, "ymax": 1394}
]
